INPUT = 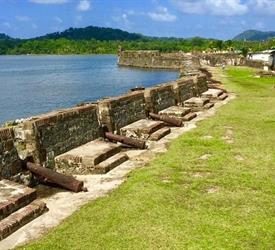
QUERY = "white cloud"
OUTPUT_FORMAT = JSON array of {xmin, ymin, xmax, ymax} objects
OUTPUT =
[
  {"xmin": 250, "ymin": 0, "xmax": 275, "ymax": 14},
  {"xmin": 29, "ymin": 0, "xmax": 68, "ymax": 4},
  {"xmin": 112, "ymin": 13, "xmax": 132, "ymax": 27},
  {"xmin": 173, "ymin": 0, "xmax": 248, "ymax": 16},
  {"xmin": 148, "ymin": 6, "xmax": 177, "ymax": 22},
  {"xmin": 122, "ymin": 13, "xmax": 130, "ymax": 24},
  {"xmin": 15, "ymin": 16, "xmax": 31, "ymax": 22},
  {"xmin": 77, "ymin": 0, "xmax": 91, "ymax": 11},
  {"xmin": 54, "ymin": 16, "xmax": 63, "ymax": 23}
]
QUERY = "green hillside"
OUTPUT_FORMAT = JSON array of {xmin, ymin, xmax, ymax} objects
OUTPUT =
[
  {"xmin": 233, "ymin": 29, "xmax": 275, "ymax": 41},
  {"xmin": 35, "ymin": 26, "xmax": 144, "ymax": 41}
]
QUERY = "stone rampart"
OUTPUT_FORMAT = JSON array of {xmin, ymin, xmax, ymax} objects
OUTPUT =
[
  {"xmin": 195, "ymin": 74, "xmax": 209, "ymax": 95},
  {"xmin": 144, "ymin": 84, "xmax": 176, "ymax": 113},
  {"xmin": 172, "ymin": 77, "xmax": 195, "ymax": 105},
  {"xmin": 98, "ymin": 91, "xmax": 147, "ymax": 133},
  {"xmin": 1, "ymin": 56, "xmax": 211, "ymax": 179},
  {"xmin": 13, "ymin": 104, "xmax": 100, "ymax": 168},
  {"xmin": 199, "ymin": 53, "xmax": 245, "ymax": 66},
  {"xmin": 0, "ymin": 127, "xmax": 22, "ymax": 178},
  {"xmin": 118, "ymin": 50, "xmax": 200, "ymax": 73}
]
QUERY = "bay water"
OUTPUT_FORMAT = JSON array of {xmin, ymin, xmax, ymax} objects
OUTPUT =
[{"xmin": 0, "ymin": 55, "xmax": 178, "ymax": 125}]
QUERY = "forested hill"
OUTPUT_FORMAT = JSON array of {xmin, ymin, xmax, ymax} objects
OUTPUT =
[
  {"xmin": 0, "ymin": 33, "xmax": 15, "ymax": 40},
  {"xmin": 35, "ymin": 26, "xmax": 144, "ymax": 41},
  {"xmin": 233, "ymin": 30, "xmax": 275, "ymax": 41},
  {"xmin": 1, "ymin": 26, "xmax": 275, "ymax": 55}
]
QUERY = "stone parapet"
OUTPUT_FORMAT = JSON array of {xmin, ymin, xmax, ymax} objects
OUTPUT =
[
  {"xmin": 98, "ymin": 91, "xmax": 147, "ymax": 133},
  {"xmin": 13, "ymin": 104, "xmax": 100, "ymax": 168},
  {"xmin": 144, "ymin": 84, "xmax": 176, "ymax": 113},
  {"xmin": 0, "ymin": 127, "xmax": 22, "ymax": 179},
  {"xmin": 0, "ymin": 62, "xmax": 210, "ymax": 179}
]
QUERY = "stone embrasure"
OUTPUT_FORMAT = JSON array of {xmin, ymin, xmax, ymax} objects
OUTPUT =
[
  {"xmin": 0, "ymin": 179, "xmax": 48, "ymax": 241},
  {"xmin": 54, "ymin": 139, "xmax": 122, "ymax": 175},
  {"xmin": 93, "ymin": 153, "xmax": 129, "ymax": 174},
  {"xmin": 0, "ymin": 179, "xmax": 37, "ymax": 220},
  {"xmin": 0, "ymin": 200, "xmax": 47, "ymax": 241},
  {"xmin": 159, "ymin": 106, "xmax": 191, "ymax": 117},
  {"xmin": 201, "ymin": 88, "xmax": 223, "ymax": 100},
  {"xmin": 218, "ymin": 93, "xmax": 229, "ymax": 100},
  {"xmin": 149, "ymin": 127, "xmax": 171, "ymax": 141},
  {"xmin": 120, "ymin": 119, "xmax": 166, "ymax": 140},
  {"xmin": 184, "ymin": 97, "xmax": 211, "ymax": 111},
  {"xmin": 158, "ymin": 106, "xmax": 198, "ymax": 122}
]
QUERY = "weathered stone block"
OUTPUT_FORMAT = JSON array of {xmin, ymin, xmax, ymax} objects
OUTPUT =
[
  {"xmin": 13, "ymin": 104, "xmax": 101, "ymax": 168},
  {"xmin": 55, "ymin": 139, "xmax": 121, "ymax": 175},
  {"xmin": 201, "ymin": 89, "xmax": 223, "ymax": 100},
  {"xmin": 120, "ymin": 119, "xmax": 165, "ymax": 140}
]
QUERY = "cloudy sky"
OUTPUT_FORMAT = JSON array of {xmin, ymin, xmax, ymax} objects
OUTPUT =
[{"xmin": 0, "ymin": 0, "xmax": 274, "ymax": 40}]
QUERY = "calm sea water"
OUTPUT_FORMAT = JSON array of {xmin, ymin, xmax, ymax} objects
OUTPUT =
[{"xmin": 0, "ymin": 55, "xmax": 178, "ymax": 125}]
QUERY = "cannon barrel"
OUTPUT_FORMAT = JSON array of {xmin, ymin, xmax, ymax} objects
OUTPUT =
[
  {"xmin": 105, "ymin": 132, "xmax": 146, "ymax": 149},
  {"xmin": 149, "ymin": 112, "xmax": 182, "ymax": 127},
  {"xmin": 26, "ymin": 162, "xmax": 86, "ymax": 193}
]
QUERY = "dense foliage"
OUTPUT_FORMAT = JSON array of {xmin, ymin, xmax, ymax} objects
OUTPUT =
[
  {"xmin": 1, "ymin": 37, "xmax": 275, "ymax": 55},
  {"xmin": 1, "ymin": 26, "xmax": 275, "ymax": 55}
]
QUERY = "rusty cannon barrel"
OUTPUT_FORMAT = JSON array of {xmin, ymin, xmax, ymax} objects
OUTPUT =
[
  {"xmin": 149, "ymin": 112, "xmax": 182, "ymax": 127},
  {"xmin": 105, "ymin": 132, "xmax": 146, "ymax": 149},
  {"xmin": 26, "ymin": 162, "xmax": 87, "ymax": 193}
]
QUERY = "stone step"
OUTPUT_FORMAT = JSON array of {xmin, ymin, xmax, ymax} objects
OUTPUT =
[
  {"xmin": 184, "ymin": 97, "xmax": 210, "ymax": 111},
  {"xmin": 149, "ymin": 127, "xmax": 171, "ymax": 141},
  {"xmin": 204, "ymin": 102, "xmax": 214, "ymax": 109},
  {"xmin": 0, "ymin": 200, "xmax": 48, "ymax": 241},
  {"xmin": 158, "ymin": 106, "xmax": 191, "ymax": 117},
  {"xmin": 55, "ymin": 139, "xmax": 122, "ymax": 175},
  {"xmin": 93, "ymin": 153, "xmax": 129, "ymax": 174},
  {"xmin": 0, "ymin": 179, "xmax": 37, "ymax": 221},
  {"xmin": 182, "ymin": 112, "xmax": 197, "ymax": 121},
  {"xmin": 201, "ymin": 89, "xmax": 223, "ymax": 99},
  {"xmin": 120, "ymin": 119, "xmax": 165, "ymax": 140},
  {"xmin": 218, "ymin": 93, "xmax": 228, "ymax": 100}
]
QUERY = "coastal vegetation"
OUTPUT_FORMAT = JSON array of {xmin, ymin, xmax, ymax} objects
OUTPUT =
[
  {"xmin": 1, "ymin": 37, "xmax": 275, "ymax": 55},
  {"xmin": 20, "ymin": 67, "xmax": 275, "ymax": 249},
  {"xmin": 1, "ymin": 26, "xmax": 275, "ymax": 55}
]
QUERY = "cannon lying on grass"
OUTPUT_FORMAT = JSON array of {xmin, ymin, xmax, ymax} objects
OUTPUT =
[
  {"xmin": 25, "ymin": 161, "xmax": 87, "ymax": 193},
  {"xmin": 149, "ymin": 112, "xmax": 183, "ymax": 127}
]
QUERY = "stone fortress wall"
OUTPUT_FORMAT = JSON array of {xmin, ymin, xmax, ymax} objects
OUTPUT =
[
  {"xmin": 0, "ymin": 127, "xmax": 22, "ymax": 178},
  {"xmin": 198, "ymin": 53, "xmax": 245, "ymax": 66},
  {"xmin": 118, "ymin": 50, "xmax": 247, "ymax": 69},
  {"xmin": 118, "ymin": 50, "xmax": 201, "ymax": 75},
  {"xmin": 4, "ymin": 49, "xmax": 248, "ymax": 180},
  {"xmin": 0, "ymin": 71, "xmax": 208, "ymax": 179}
]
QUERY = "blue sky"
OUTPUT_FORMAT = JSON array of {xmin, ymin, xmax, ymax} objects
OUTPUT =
[{"xmin": 0, "ymin": 0, "xmax": 274, "ymax": 40}]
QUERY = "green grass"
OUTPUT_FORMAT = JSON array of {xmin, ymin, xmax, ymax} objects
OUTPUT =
[{"xmin": 21, "ymin": 67, "xmax": 275, "ymax": 250}]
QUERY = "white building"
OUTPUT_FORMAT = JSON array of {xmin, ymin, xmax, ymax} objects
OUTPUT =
[{"xmin": 247, "ymin": 50, "xmax": 275, "ymax": 69}]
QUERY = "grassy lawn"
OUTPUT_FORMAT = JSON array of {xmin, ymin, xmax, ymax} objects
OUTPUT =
[{"xmin": 21, "ymin": 67, "xmax": 275, "ymax": 250}]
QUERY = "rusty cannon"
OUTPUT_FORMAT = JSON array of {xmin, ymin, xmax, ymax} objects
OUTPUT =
[
  {"xmin": 149, "ymin": 112, "xmax": 182, "ymax": 127},
  {"xmin": 105, "ymin": 132, "xmax": 146, "ymax": 149},
  {"xmin": 26, "ymin": 162, "xmax": 87, "ymax": 193}
]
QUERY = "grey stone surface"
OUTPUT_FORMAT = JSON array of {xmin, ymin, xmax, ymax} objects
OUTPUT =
[{"xmin": 55, "ymin": 139, "xmax": 122, "ymax": 175}]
